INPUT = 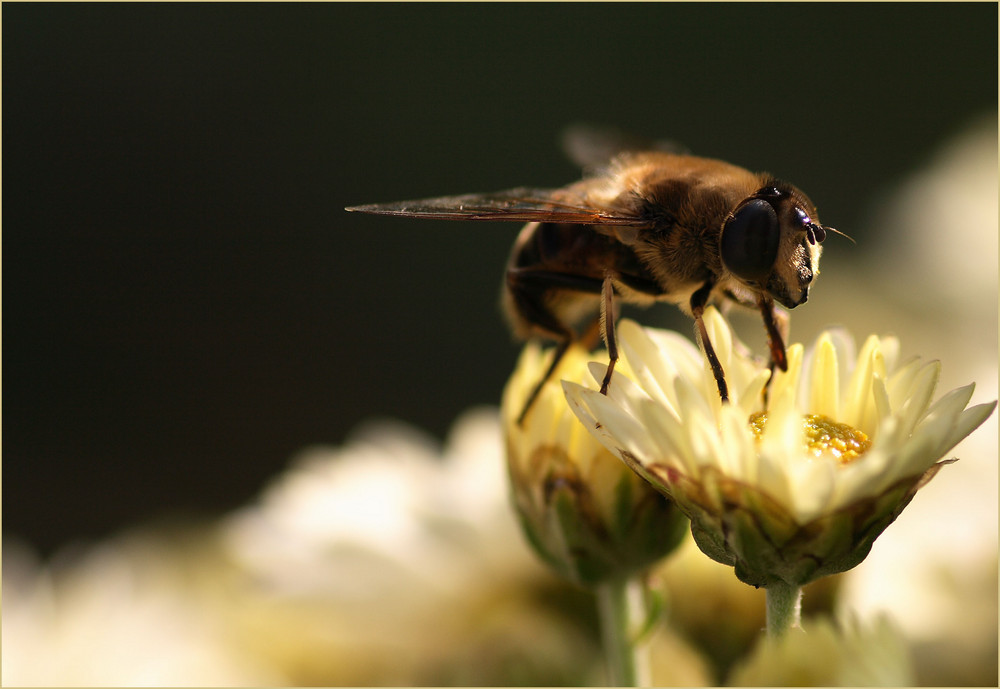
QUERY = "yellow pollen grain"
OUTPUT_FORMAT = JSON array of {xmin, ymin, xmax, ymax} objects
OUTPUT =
[{"xmin": 749, "ymin": 412, "xmax": 871, "ymax": 465}]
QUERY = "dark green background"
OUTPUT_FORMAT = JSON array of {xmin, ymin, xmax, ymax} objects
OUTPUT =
[{"xmin": 4, "ymin": 3, "xmax": 996, "ymax": 553}]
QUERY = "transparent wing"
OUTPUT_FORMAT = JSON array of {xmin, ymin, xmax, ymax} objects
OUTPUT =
[
  {"xmin": 561, "ymin": 124, "xmax": 690, "ymax": 170},
  {"xmin": 345, "ymin": 187, "xmax": 650, "ymax": 227}
]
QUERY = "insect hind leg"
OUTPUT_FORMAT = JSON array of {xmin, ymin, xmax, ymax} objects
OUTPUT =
[
  {"xmin": 506, "ymin": 266, "xmax": 606, "ymax": 425},
  {"xmin": 516, "ymin": 337, "xmax": 571, "ymax": 426}
]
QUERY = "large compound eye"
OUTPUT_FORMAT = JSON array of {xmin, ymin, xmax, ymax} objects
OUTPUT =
[{"xmin": 720, "ymin": 199, "xmax": 780, "ymax": 283}]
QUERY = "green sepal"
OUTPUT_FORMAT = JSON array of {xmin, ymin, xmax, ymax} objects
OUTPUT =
[{"xmin": 652, "ymin": 463, "xmax": 947, "ymax": 588}]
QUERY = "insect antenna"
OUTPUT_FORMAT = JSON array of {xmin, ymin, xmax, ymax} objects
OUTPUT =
[{"xmin": 823, "ymin": 225, "xmax": 855, "ymax": 244}]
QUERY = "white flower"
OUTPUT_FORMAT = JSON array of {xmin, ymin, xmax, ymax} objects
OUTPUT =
[
  {"xmin": 222, "ymin": 408, "xmax": 602, "ymax": 685},
  {"xmin": 564, "ymin": 308, "xmax": 995, "ymax": 587},
  {"xmin": 224, "ymin": 408, "xmax": 532, "ymax": 599},
  {"xmin": 2, "ymin": 533, "xmax": 285, "ymax": 687}
]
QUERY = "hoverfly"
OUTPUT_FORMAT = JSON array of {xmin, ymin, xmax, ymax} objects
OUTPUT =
[{"xmin": 347, "ymin": 128, "xmax": 837, "ymax": 423}]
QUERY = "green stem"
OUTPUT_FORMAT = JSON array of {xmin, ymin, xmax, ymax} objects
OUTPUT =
[
  {"xmin": 765, "ymin": 581, "xmax": 802, "ymax": 636},
  {"xmin": 595, "ymin": 578, "xmax": 650, "ymax": 686}
]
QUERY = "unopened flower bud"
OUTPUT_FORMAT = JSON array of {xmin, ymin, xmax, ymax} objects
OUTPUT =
[{"xmin": 502, "ymin": 342, "xmax": 688, "ymax": 586}]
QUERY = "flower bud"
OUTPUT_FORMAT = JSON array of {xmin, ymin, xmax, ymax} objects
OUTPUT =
[{"xmin": 502, "ymin": 342, "xmax": 688, "ymax": 586}]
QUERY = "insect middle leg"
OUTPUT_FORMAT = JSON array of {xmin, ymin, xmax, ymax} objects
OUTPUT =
[
  {"xmin": 759, "ymin": 296, "xmax": 789, "ymax": 372},
  {"xmin": 598, "ymin": 272, "xmax": 619, "ymax": 395},
  {"xmin": 690, "ymin": 279, "xmax": 730, "ymax": 403}
]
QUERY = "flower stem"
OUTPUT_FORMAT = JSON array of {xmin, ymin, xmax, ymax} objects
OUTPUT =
[
  {"xmin": 765, "ymin": 581, "xmax": 802, "ymax": 636},
  {"xmin": 595, "ymin": 577, "xmax": 651, "ymax": 686}
]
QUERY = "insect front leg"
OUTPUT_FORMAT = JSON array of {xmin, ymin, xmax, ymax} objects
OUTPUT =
[
  {"xmin": 690, "ymin": 279, "xmax": 729, "ymax": 403},
  {"xmin": 759, "ymin": 296, "xmax": 789, "ymax": 373},
  {"xmin": 759, "ymin": 297, "xmax": 789, "ymax": 405}
]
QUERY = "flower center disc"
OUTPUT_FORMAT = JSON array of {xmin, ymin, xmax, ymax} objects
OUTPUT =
[{"xmin": 749, "ymin": 412, "xmax": 872, "ymax": 465}]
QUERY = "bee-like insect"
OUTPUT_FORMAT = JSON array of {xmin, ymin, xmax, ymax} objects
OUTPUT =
[{"xmin": 347, "ymin": 130, "xmax": 837, "ymax": 423}]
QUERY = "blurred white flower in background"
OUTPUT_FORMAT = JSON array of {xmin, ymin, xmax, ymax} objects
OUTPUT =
[
  {"xmin": 220, "ymin": 407, "xmax": 596, "ymax": 686},
  {"xmin": 867, "ymin": 112, "xmax": 998, "ymax": 314},
  {"xmin": 224, "ymin": 407, "xmax": 530, "ymax": 598},
  {"xmin": 2, "ymin": 530, "xmax": 285, "ymax": 687}
]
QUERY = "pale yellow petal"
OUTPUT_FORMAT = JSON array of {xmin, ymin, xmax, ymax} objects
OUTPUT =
[
  {"xmin": 585, "ymin": 360, "xmax": 652, "ymax": 423},
  {"xmin": 808, "ymin": 333, "xmax": 840, "ymax": 418},
  {"xmin": 736, "ymin": 369, "xmax": 771, "ymax": 415},
  {"xmin": 946, "ymin": 400, "xmax": 998, "ymax": 451},
  {"xmin": 844, "ymin": 335, "xmax": 887, "ymax": 435},
  {"xmin": 638, "ymin": 397, "xmax": 696, "ymax": 476},
  {"xmin": 787, "ymin": 455, "xmax": 837, "ymax": 524},
  {"xmin": 871, "ymin": 372, "xmax": 891, "ymax": 434},
  {"xmin": 564, "ymin": 383, "xmax": 657, "ymax": 466},
  {"xmin": 718, "ymin": 402, "xmax": 758, "ymax": 483},
  {"xmin": 884, "ymin": 357, "xmax": 921, "ymax": 410},
  {"xmin": 769, "ymin": 343, "xmax": 804, "ymax": 408},
  {"xmin": 897, "ymin": 361, "xmax": 940, "ymax": 438},
  {"xmin": 617, "ymin": 319, "xmax": 682, "ymax": 414}
]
